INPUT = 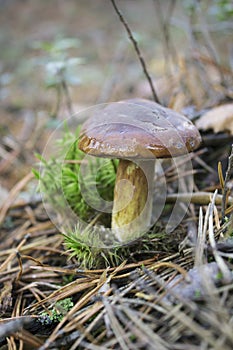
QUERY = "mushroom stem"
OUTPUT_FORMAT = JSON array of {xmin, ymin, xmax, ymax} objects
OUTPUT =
[{"xmin": 112, "ymin": 159, "xmax": 155, "ymax": 242}]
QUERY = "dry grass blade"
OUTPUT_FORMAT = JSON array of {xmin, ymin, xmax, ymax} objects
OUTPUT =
[
  {"xmin": 122, "ymin": 306, "xmax": 169, "ymax": 350},
  {"xmin": 101, "ymin": 298, "xmax": 130, "ymax": 350},
  {"xmin": 14, "ymin": 329, "xmax": 44, "ymax": 348},
  {"xmin": 149, "ymin": 261, "xmax": 189, "ymax": 281},
  {"xmin": 194, "ymin": 207, "xmax": 206, "ymax": 266},
  {"xmin": 226, "ymin": 203, "xmax": 233, "ymax": 215},
  {"xmin": 208, "ymin": 190, "xmax": 232, "ymax": 282},
  {"xmin": 218, "ymin": 161, "xmax": 224, "ymax": 190},
  {"xmin": 0, "ymin": 172, "xmax": 34, "ymax": 225},
  {"xmin": 162, "ymin": 302, "xmax": 221, "ymax": 349},
  {"xmin": 0, "ymin": 234, "xmax": 29, "ymax": 273}
]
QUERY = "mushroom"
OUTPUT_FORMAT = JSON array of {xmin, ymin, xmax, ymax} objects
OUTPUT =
[{"xmin": 78, "ymin": 99, "xmax": 201, "ymax": 242}]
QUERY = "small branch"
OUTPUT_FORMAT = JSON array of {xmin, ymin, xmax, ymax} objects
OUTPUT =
[
  {"xmin": 166, "ymin": 192, "xmax": 233, "ymax": 206},
  {"xmin": 110, "ymin": 0, "xmax": 160, "ymax": 104}
]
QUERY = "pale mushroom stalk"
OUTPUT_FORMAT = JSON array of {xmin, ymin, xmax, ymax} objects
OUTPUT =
[{"xmin": 112, "ymin": 159, "xmax": 155, "ymax": 241}]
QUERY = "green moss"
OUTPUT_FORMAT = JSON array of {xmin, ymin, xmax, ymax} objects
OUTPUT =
[
  {"xmin": 39, "ymin": 298, "xmax": 74, "ymax": 324},
  {"xmin": 35, "ymin": 127, "xmax": 117, "ymax": 221},
  {"xmin": 194, "ymin": 289, "xmax": 202, "ymax": 299},
  {"xmin": 216, "ymin": 271, "xmax": 223, "ymax": 281},
  {"xmin": 62, "ymin": 223, "xmax": 171, "ymax": 269}
]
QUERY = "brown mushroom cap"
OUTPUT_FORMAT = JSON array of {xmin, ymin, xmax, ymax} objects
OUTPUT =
[{"xmin": 78, "ymin": 99, "xmax": 201, "ymax": 159}]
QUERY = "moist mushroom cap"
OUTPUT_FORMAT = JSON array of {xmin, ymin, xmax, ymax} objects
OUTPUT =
[{"xmin": 78, "ymin": 99, "xmax": 202, "ymax": 159}]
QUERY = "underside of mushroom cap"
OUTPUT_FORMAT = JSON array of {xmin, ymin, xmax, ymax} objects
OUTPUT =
[{"xmin": 78, "ymin": 99, "xmax": 201, "ymax": 159}]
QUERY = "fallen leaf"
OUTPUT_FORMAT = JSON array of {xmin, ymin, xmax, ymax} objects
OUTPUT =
[{"xmin": 196, "ymin": 104, "xmax": 233, "ymax": 134}]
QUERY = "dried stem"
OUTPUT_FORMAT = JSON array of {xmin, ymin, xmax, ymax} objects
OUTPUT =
[
  {"xmin": 209, "ymin": 190, "xmax": 231, "ymax": 282},
  {"xmin": 52, "ymin": 71, "xmax": 74, "ymax": 118},
  {"xmin": 221, "ymin": 144, "xmax": 233, "ymax": 221},
  {"xmin": 110, "ymin": 0, "xmax": 160, "ymax": 104},
  {"xmin": 194, "ymin": 207, "xmax": 205, "ymax": 266},
  {"xmin": 61, "ymin": 76, "xmax": 74, "ymax": 116}
]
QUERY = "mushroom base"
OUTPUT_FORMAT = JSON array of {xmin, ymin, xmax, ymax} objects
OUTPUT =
[{"xmin": 112, "ymin": 159, "xmax": 154, "ymax": 242}]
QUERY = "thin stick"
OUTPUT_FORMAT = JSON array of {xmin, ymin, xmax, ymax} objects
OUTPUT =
[
  {"xmin": 166, "ymin": 192, "xmax": 233, "ymax": 206},
  {"xmin": 110, "ymin": 0, "xmax": 160, "ymax": 104}
]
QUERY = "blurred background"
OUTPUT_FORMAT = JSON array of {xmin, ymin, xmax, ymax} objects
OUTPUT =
[{"xmin": 0, "ymin": 0, "xmax": 232, "ymax": 190}]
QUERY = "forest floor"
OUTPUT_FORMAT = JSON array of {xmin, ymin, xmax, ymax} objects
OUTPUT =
[{"xmin": 0, "ymin": 1, "xmax": 233, "ymax": 349}]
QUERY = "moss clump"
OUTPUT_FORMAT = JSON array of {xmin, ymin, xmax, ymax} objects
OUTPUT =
[
  {"xmin": 39, "ymin": 298, "xmax": 74, "ymax": 325},
  {"xmin": 34, "ymin": 127, "xmax": 117, "ymax": 221}
]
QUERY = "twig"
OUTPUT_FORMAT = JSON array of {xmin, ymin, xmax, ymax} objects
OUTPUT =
[
  {"xmin": 110, "ymin": 0, "xmax": 160, "ymax": 104},
  {"xmin": 166, "ymin": 192, "xmax": 233, "ymax": 206},
  {"xmin": 221, "ymin": 145, "xmax": 233, "ymax": 221},
  {"xmin": 0, "ymin": 317, "xmax": 34, "ymax": 338}
]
